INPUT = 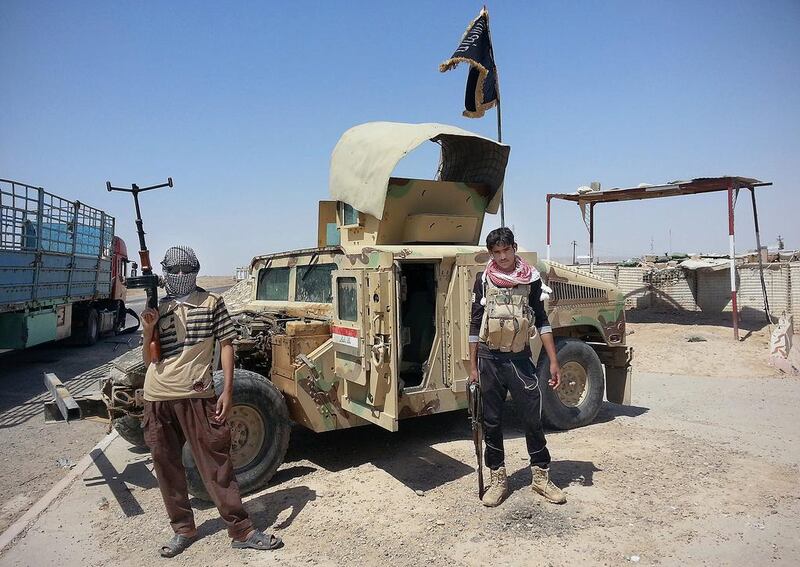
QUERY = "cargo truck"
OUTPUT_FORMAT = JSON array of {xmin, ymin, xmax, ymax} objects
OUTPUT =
[{"xmin": 0, "ymin": 178, "xmax": 133, "ymax": 352}]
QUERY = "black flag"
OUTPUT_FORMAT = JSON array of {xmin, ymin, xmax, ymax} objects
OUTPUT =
[{"xmin": 439, "ymin": 8, "xmax": 498, "ymax": 118}]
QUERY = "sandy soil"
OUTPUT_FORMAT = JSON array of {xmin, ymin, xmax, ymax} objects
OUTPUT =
[
  {"xmin": 626, "ymin": 310, "xmax": 782, "ymax": 378},
  {"xmin": 1, "ymin": 307, "xmax": 798, "ymax": 565},
  {"xmin": 1, "ymin": 372, "xmax": 798, "ymax": 566}
]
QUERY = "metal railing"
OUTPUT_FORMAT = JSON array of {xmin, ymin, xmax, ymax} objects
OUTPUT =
[{"xmin": 0, "ymin": 178, "xmax": 114, "ymax": 257}]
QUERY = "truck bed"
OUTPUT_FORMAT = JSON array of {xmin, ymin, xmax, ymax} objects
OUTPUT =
[{"xmin": 0, "ymin": 178, "xmax": 115, "ymax": 312}]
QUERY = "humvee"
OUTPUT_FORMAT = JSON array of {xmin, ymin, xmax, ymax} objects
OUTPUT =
[{"xmin": 105, "ymin": 122, "xmax": 633, "ymax": 500}]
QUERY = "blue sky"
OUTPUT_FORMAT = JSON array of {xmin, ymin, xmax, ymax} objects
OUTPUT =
[{"xmin": 2, "ymin": 1, "xmax": 797, "ymax": 274}]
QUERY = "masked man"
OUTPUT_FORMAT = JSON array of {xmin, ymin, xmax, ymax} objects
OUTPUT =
[
  {"xmin": 469, "ymin": 228, "xmax": 566, "ymax": 507},
  {"xmin": 141, "ymin": 246, "xmax": 282, "ymax": 557}
]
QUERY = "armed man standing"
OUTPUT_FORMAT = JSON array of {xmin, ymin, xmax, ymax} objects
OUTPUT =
[
  {"xmin": 140, "ymin": 245, "xmax": 282, "ymax": 557},
  {"xmin": 469, "ymin": 228, "xmax": 567, "ymax": 507}
]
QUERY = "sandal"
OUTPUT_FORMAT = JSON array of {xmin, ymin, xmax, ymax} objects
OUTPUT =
[
  {"xmin": 159, "ymin": 533, "xmax": 197, "ymax": 558},
  {"xmin": 231, "ymin": 530, "xmax": 283, "ymax": 550}
]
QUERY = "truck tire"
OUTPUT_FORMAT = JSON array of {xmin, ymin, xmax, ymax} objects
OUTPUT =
[
  {"xmin": 82, "ymin": 308, "xmax": 100, "ymax": 345},
  {"xmin": 538, "ymin": 339, "xmax": 604, "ymax": 430},
  {"xmin": 183, "ymin": 369, "xmax": 290, "ymax": 501},
  {"xmin": 113, "ymin": 414, "xmax": 147, "ymax": 448}
]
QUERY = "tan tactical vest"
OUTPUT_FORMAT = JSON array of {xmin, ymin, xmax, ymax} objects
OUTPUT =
[{"xmin": 478, "ymin": 280, "xmax": 533, "ymax": 353}]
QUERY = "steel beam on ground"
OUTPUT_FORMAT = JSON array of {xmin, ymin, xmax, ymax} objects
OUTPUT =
[{"xmin": 43, "ymin": 372, "xmax": 81, "ymax": 421}]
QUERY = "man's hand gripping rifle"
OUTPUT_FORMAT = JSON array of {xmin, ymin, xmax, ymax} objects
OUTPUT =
[
  {"xmin": 467, "ymin": 380, "xmax": 485, "ymax": 499},
  {"xmin": 107, "ymin": 177, "xmax": 173, "ymax": 362}
]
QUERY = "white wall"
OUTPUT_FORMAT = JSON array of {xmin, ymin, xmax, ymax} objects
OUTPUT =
[{"xmin": 576, "ymin": 262, "xmax": 798, "ymax": 320}]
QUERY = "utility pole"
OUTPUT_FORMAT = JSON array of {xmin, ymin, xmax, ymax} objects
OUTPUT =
[{"xmin": 571, "ymin": 240, "xmax": 577, "ymax": 265}]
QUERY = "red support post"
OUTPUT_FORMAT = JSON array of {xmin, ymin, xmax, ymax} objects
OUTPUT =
[{"xmin": 727, "ymin": 182, "xmax": 739, "ymax": 340}]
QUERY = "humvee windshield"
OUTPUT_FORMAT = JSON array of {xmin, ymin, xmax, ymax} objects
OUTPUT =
[
  {"xmin": 296, "ymin": 263, "xmax": 336, "ymax": 303},
  {"xmin": 256, "ymin": 263, "xmax": 337, "ymax": 303},
  {"xmin": 256, "ymin": 267, "xmax": 290, "ymax": 300}
]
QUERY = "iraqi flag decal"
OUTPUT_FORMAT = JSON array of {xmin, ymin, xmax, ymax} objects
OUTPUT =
[{"xmin": 332, "ymin": 325, "xmax": 360, "ymax": 349}]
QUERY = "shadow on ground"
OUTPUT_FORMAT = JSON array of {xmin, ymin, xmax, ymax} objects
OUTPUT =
[
  {"xmin": 507, "ymin": 459, "xmax": 601, "ymax": 491},
  {"xmin": 283, "ymin": 398, "xmax": 646, "ymax": 493},
  {"xmin": 83, "ymin": 449, "xmax": 159, "ymax": 517},
  {"xmin": 0, "ymin": 329, "xmax": 141, "ymax": 427},
  {"xmin": 627, "ymin": 305, "xmax": 770, "ymax": 334},
  {"xmin": 194, "ymin": 485, "xmax": 317, "ymax": 539}
]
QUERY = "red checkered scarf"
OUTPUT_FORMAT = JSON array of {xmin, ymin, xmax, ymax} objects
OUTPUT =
[{"xmin": 484, "ymin": 256, "xmax": 539, "ymax": 288}]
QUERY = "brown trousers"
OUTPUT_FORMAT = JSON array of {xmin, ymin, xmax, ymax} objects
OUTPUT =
[{"xmin": 143, "ymin": 397, "xmax": 253, "ymax": 540}]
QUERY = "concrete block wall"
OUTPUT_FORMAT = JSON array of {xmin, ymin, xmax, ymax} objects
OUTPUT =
[
  {"xmin": 576, "ymin": 262, "xmax": 799, "ymax": 319},
  {"xmin": 649, "ymin": 269, "xmax": 698, "ymax": 311},
  {"xmin": 618, "ymin": 267, "xmax": 650, "ymax": 309},
  {"xmin": 584, "ymin": 265, "xmax": 617, "ymax": 284},
  {"xmin": 737, "ymin": 264, "xmax": 790, "ymax": 319}
]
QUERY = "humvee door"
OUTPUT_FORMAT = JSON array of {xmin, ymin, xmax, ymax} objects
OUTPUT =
[{"xmin": 331, "ymin": 252, "xmax": 399, "ymax": 431}]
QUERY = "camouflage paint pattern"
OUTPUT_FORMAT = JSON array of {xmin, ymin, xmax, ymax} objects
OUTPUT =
[{"xmin": 237, "ymin": 178, "xmax": 632, "ymax": 433}]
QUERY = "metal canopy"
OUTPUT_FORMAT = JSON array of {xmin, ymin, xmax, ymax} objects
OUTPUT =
[
  {"xmin": 545, "ymin": 176, "xmax": 774, "ymax": 340},
  {"xmin": 547, "ymin": 176, "xmax": 770, "ymax": 204}
]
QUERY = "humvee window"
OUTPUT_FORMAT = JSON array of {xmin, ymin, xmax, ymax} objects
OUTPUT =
[
  {"xmin": 341, "ymin": 203, "xmax": 359, "ymax": 226},
  {"xmin": 296, "ymin": 263, "xmax": 336, "ymax": 303},
  {"xmin": 257, "ymin": 267, "xmax": 290, "ymax": 300},
  {"xmin": 337, "ymin": 277, "xmax": 358, "ymax": 321}
]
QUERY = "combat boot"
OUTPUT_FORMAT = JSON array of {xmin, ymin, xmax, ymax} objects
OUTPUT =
[
  {"xmin": 481, "ymin": 466, "xmax": 509, "ymax": 507},
  {"xmin": 531, "ymin": 466, "xmax": 566, "ymax": 504}
]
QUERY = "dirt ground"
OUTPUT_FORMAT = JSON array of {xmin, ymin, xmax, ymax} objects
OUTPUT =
[
  {"xmin": 1, "ymin": 308, "xmax": 798, "ymax": 565},
  {"xmin": 626, "ymin": 310, "xmax": 783, "ymax": 378},
  {"xmin": 1, "ymin": 372, "xmax": 798, "ymax": 566}
]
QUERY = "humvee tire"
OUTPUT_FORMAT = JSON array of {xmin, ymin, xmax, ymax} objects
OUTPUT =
[
  {"xmin": 113, "ymin": 414, "xmax": 147, "ymax": 448},
  {"xmin": 184, "ymin": 369, "xmax": 291, "ymax": 501},
  {"xmin": 538, "ymin": 339, "xmax": 605, "ymax": 430}
]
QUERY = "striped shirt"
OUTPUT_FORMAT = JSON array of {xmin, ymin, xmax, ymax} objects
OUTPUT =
[{"xmin": 144, "ymin": 288, "xmax": 237, "ymax": 401}]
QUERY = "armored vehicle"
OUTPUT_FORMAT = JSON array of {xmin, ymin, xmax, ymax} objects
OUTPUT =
[{"xmin": 106, "ymin": 122, "xmax": 633, "ymax": 499}]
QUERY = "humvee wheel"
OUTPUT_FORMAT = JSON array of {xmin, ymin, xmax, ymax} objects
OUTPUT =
[
  {"xmin": 228, "ymin": 405, "xmax": 267, "ymax": 468},
  {"xmin": 558, "ymin": 361, "xmax": 589, "ymax": 407},
  {"xmin": 183, "ymin": 369, "xmax": 291, "ymax": 501},
  {"xmin": 538, "ymin": 339, "xmax": 604, "ymax": 430}
]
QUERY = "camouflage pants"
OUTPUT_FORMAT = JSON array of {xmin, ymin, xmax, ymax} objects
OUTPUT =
[{"xmin": 478, "ymin": 356, "xmax": 551, "ymax": 470}]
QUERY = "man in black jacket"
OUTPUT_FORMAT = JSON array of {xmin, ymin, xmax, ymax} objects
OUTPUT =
[{"xmin": 468, "ymin": 228, "xmax": 566, "ymax": 507}]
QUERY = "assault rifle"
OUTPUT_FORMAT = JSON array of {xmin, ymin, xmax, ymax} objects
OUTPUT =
[
  {"xmin": 106, "ymin": 177, "xmax": 173, "ymax": 362},
  {"xmin": 467, "ymin": 380, "xmax": 485, "ymax": 499}
]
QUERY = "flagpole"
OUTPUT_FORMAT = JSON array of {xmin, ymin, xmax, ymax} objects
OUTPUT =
[
  {"xmin": 484, "ymin": 5, "xmax": 505, "ymax": 227},
  {"xmin": 496, "ymin": 96, "xmax": 504, "ymax": 227}
]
